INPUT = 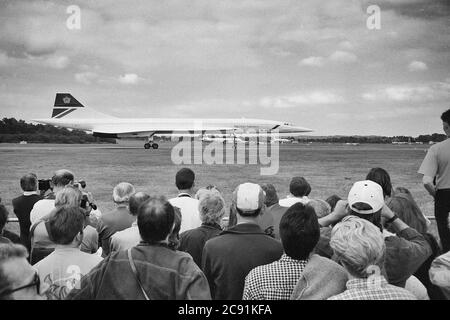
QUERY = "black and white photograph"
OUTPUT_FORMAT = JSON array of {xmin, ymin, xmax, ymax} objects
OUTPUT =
[{"xmin": 0, "ymin": 0, "xmax": 449, "ymax": 306}]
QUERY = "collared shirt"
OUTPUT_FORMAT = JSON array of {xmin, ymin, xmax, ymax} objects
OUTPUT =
[
  {"xmin": 328, "ymin": 276, "xmax": 416, "ymax": 300},
  {"xmin": 169, "ymin": 194, "xmax": 201, "ymax": 233},
  {"xmin": 278, "ymin": 196, "xmax": 309, "ymax": 208},
  {"xmin": 243, "ymin": 254, "xmax": 308, "ymax": 300},
  {"xmin": 23, "ymin": 191, "xmax": 39, "ymax": 196}
]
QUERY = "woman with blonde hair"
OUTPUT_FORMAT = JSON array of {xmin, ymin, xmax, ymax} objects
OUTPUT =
[{"xmin": 328, "ymin": 216, "xmax": 416, "ymax": 300}]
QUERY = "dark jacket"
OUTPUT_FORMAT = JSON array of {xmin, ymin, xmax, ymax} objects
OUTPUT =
[
  {"xmin": 179, "ymin": 223, "xmax": 222, "ymax": 267},
  {"xmin": 12, "ymin": 194, "xmax": 42, "ymax": 251},
  {"xmin": 414, "ymin": 233, "xmax": 446, "ymax": 300},
  {"xmin": 66, "ymin": 243, "xmax": 211, "ymax": 300},
  {"xmin": 384, "ymin": 228, "xmax": 432, "ymax": 287},
  {"xmin": 202, "ymin": 223, "xmax": 283, "ymax": 300}
]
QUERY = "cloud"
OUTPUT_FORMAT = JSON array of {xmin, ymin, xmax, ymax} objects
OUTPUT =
[
  {"xmin": 40, "ymin": 55, "xmax": 69, "ymax": 69},
  {"xmin": 118, "ymin": 73, "xmax": 144, "ymax": 84},
  {"xmin": 299, "ymin": 56, "xmax": 325, "ymax": 67},
  {"xmin": 75, "ymin": 72, "xmax": 99, "ymax": 85},
  {"xmin": 408, "ymin": 60, "xmax": 428, "ymax": 72},
  {"xmin": 328, "ymin": 50, "xmax": 358, "ymax": 63},
  {"xmin": 363, "ymin": 79, "xmax": 450, "ymax": 102},
  {"xmin": 260, "ymin": 91, "xmax": 344, "ymax": 108}
]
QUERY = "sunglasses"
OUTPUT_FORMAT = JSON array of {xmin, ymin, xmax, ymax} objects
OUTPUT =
[{"xmin": 0, "ymin": 272, "xmax": 40, "ymax": 297}]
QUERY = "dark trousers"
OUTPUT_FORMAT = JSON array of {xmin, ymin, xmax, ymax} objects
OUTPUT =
[{"xmin": 435, "ymin": 189, "xmax": 450, "ymax": 253}]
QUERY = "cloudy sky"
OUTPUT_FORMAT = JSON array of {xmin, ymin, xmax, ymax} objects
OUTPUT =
[{"xmin": 0, "ymin": 0, "xmax": 449, "ymax": 136}]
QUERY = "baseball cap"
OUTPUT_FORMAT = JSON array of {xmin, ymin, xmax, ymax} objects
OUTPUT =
[
  {"xmin": 232, "ymin": 183, "xmax": 265, "ymax": 213},
  {"xmin": 348, "ymin": 180, "xmax": 384, "ymax": 214}
]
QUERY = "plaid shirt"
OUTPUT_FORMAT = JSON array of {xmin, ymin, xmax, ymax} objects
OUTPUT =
[
  {"xmin": 328, "ymin": 276, "xmax": 416, "ymax": 300},
  {"xmin": 243, "ymin": 254, "xmax": 308, "ymax": 300}
]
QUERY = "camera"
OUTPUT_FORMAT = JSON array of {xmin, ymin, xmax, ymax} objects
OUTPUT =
[
  {"xmin": 73, "ymin": 180, "xmax": 87, "ymax": 189},
  {"xmin": 80, "ymin": 193, "xmax": 97, "ymax": 211},
  {"xmin": 38, "ymin": 179, "xmax": 52, "ymax": 191}
]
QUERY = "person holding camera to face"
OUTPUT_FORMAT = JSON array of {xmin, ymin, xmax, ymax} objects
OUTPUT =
[
  {"xmin": 30, "ymin": 184, "xmax": 100, "ymax": 264},
  {"xmin": 30, "ymin": 169, "xmax": 75, "ymax": 224}
]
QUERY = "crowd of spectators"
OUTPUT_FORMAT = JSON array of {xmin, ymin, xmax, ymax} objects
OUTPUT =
[
  {"xmin": 0, "ymin": 165, "xmax": 449, "ymax": 301},
  {"xmin": 1, "ymin": 109, "xmax": 449, "ymax": 300}
]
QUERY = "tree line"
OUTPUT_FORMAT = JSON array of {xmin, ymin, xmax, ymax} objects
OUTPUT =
[
  {"xmin": 0, "ymin": 118, "xmax": 116, "ymax": 144},
  {"xmin": 0, "ymin": 117, "xmax": 446, "ymax": 144}
]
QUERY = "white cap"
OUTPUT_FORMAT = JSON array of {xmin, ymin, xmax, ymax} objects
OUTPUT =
[
  {"xmin": 233, "ymin": 183, "xmax": 265, "ymax": 213},
  {"xmin": 348, "ymin": 180, "xmax": 384, "ymax": 214}
]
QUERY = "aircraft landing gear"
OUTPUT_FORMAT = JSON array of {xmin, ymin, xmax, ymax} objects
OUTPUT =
[
  {"xmin": 144, "ymin": 133, "xmax": 158, "ymax": 149},
  {"xmin": 144, "ymin": 142, "xmax": 158, "ymax": 149}
]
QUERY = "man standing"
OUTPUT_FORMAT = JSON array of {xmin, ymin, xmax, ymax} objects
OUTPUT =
[
  {"xmin": 169, "ymin": 168, "xmax": 202, "ymax": 233},
  {"xmin": 278, "ymin": 177, "xmax": 311, "ymax": 207},
  {"xmin": 202, "ymin": 183, "xmax": 283, "ymax": 300},
  {"xmin": 67, "ymin": 197, "xmax": 210, "ymax": 300},
  {"xmin": 30, "ymin": 169, "xmax": 75, "ymax": 224},
  {"xmin": 12, "ymin": 173, "xmax": 42, "ymax": 252},
  {"xmin": 243, "ymin": 202, "xmax": 319, "ymax": 299},
  {"xmin": 419, "ymin": 109, "xmax": 450, "ymax": 253}
]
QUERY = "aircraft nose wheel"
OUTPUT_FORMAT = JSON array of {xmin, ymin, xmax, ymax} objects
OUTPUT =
[
  {"xmin": 152, "ymin": 143, "xmax": 159, "ymax": 149},
  {"xmin": 144, "ymin": 143, "xmax": 151, "ymax": 149}
]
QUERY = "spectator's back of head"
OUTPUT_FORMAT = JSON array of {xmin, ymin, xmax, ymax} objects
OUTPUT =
[
  {"xmin": 51, "ymin": 169, "xmax": 74, "ymax": 188},
  {"xmin": 386, "ymin": 194, "xmax": 427, "ymax": 234},
  {"xmin": 0, "ymin": 205, "xmax": 8, "ymax": 232},
  {"xmin": 325, "ymin": 195, "xmax": 342, "ymax": 211},
  {"xmin": 330, "ymin": 216, "xmax": 385, "ymax": 278},
  {"xmin": 366, "ymin": 167, "xmax": 392, "ymax": 198},
  {"xmin": 48, "ymin": 206, "xmax": 85, "ymax": 245},
  {"xmin": 279, "ymin": 203, "xmax": 320, "ymax": 260},
  {"xmin": 441, "ymin": 108, "xmax": 450, "ymax": 124},
  {"xmin": 289, "ymin": 177, "xmax": 311, "ymax": 197},
  {"xmin": 198, "ymin": 190, "xmax": 226, "ymax": 225},
  {"xmin": 348, "ymin": 180, "xmax": 384, "ymax": 231},
  {"xmin": 308, "ymin": 199, "xmax": 331, "ymax": 218},
  {"xmin": 113, "ymin": 182, "xmax": 135, "ymax": 204},
  {"xmin": 55, "ymin": 186, "xmax": 82, "ymax": 208},
  {"xmin": 232, "ymin": 183, "xmax": 265, "ymax": 217},
  {"xmin": 20, "ymin": 173, "xmax": 37, "ymax": 192},
  {"xmin": 175, "ymin": 168, "xmax": 195, "ymax": 190},
  {"xmin": 169, "ymin": 206, "xmax": 182, "ymax": 250},
  {"xmin": 261, "ymin": 184, "xmax": 279, "ymax": 207},
  {"xmin": 138, "ymin": 196, "xmax": 175, "ymax": 244},
  {"xmin": 129, "ymin": 192, "xmax": 151, "ymax": 216},
  {"xmin": 0, "ymin": 243, "xmax": 30, "ymax": 299}
]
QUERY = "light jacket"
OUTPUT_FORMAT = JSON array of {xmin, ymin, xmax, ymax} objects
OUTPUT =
[{"xmin": 290, "ymin": 254, "xmax": 348, "ymax": 300}]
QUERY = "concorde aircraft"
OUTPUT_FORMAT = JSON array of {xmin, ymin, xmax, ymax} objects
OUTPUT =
[{"xmin": 33, "ymin": 93, "xmax": 312, "ymax": 149}]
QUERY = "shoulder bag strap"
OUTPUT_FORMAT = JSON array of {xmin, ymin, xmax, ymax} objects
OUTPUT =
[{"xmin": 127, "ymin": 248, "xmax": 150, "ymax": 300}]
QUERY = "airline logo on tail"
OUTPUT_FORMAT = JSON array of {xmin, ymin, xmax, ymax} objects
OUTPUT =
[{"xmin": 52, "ymin": 93, "xmax": 84, "ymax": 118}]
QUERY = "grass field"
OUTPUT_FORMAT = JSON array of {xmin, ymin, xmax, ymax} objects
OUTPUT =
[{"xmin": 0, "ymin": 140, "xmax": 438, "ymax": 240}]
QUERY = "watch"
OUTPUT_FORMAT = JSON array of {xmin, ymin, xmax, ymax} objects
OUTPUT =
[{"xmin": 386, "ymin": 214, "xmax": 399, "ymax": 224}]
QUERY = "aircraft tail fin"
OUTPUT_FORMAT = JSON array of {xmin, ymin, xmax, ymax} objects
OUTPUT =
[
  {"xmin": 51, "ymin": 93, "xmax": 116, "ymax": 119},
  {"xmin": 52, "ymin": 93, "xmax": 84, "ymax": 118}
]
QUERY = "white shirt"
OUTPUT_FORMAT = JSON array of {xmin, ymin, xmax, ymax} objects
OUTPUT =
[
  {"xmin": 169, "ymin": 193, "xmax": 201, "ymax": 233},
  {"xmin": 278, "ymin": 196, "xmax": 309, "ymax": 208},
  {"xmin": 110, "ymin": 222, "xmax": 140, "ymax": 252},
  {"xmin": 30, "ymin": 199, "xmax": 55, "ymax": 224}
]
